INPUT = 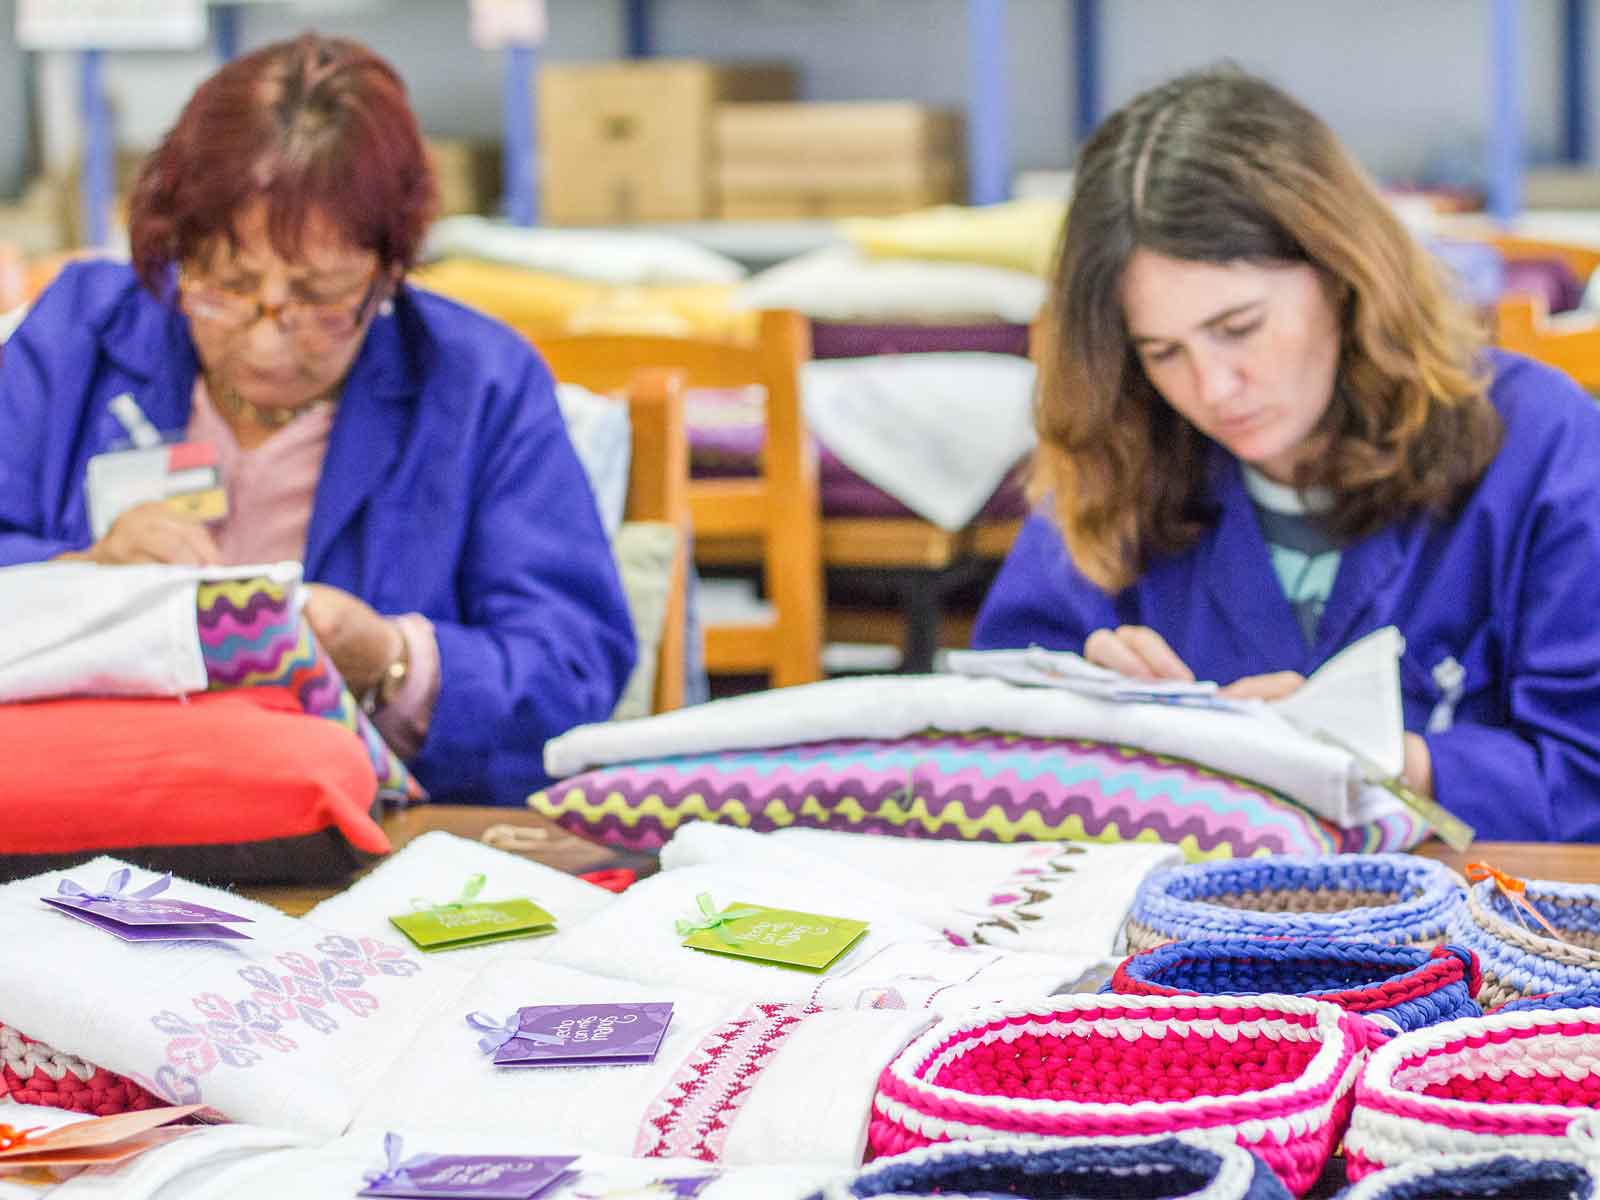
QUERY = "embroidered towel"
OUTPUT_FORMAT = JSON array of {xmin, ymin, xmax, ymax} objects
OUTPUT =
[
  {"xmin": 304, "ymin": 831, "xmax": 614, "ymax": 957},
  {"xmin": 541, "ymin": 674, "xmax": 1399, "ymax": 829},
  {"xmin": 0, "ymin": 858, "xmax": 470, "ymax": 1138},
  {"xmin": 538, "ymin": 862, "xmax": 1091, "ymax": 1012},
  {"xmin": 351, "ymin": 959, "xmax": 930, "ymax": 1167}
]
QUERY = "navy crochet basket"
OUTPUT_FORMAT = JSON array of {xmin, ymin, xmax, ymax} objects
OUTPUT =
[
  {"xmin": 1124, "ymin": 854, "xmax": 1465, "ymax": 952},
  {"xmin": 1107, "ymin": 938, "xmax": 1481, "ymax": 1033},
  {"xmin": 1333, "ymin": 1149, "xmax": 1600, "ymax": 1198},
  {"xmin": 806, "ymin": 1134, "xmax": 1293, "ymax": 1199}
]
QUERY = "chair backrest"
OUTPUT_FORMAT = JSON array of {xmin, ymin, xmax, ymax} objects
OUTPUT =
[
  {"xmin": 1495, "ymin": 294, "xmax": 1600, "ymax": 392},
  {"xmin": 534, "ymin": 310, "xmax": 823, "ymax": 687}
]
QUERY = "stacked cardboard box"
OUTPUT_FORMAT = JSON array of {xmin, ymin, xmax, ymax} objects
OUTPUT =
[
  {"xmin": 538, "ymin": 59, "xmax": 796, "ymax": 225},
  {"xmin": 425, "ymin": 138, "xmax": 503, "ymax": 218},
  {"xmin": 715, "ymin": 102, "xmax": 965, "ymax": 219}
]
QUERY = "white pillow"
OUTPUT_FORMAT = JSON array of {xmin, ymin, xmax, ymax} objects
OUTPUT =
[
  {"xmin": 422, "ymin": 215, "xmax": 747, "ymax": 286},
  {"xmin": 554, "ymin": 383, "xmax": 631, "ymax": 539},
  {"xmin": 735, "ymin": 245, "xmax": 1046, "ymax": 323}
]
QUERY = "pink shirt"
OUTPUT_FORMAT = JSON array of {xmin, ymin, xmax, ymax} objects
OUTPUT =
[{"xmin": 187, "ymin": 380, "xmax": 439, "ymax": 759}]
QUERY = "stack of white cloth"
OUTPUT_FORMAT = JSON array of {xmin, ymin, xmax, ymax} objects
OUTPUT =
[
  {"xmin": 304, "ymin": 830, "xmax": 615, "ymax": 960},
  {"xmin": 350, "ymin": 958, "xmax": 929, "ymax": 1167},
  {"xmin": 538, "ymin": 859, "xmax": 1094, "ymax": 1014},
  {"xmin": 659, "ymin": 823, "xmax": 1181, "ymax": 957}
]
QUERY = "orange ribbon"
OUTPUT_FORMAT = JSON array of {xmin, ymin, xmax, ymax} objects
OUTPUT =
[
  {"xmin": 1466, "ymin": 861, "xmax": 1566, "ymax": 941},
  {"xmin": 0, "ymin": 1124, "xmax": 44, "ymax": 1152}
]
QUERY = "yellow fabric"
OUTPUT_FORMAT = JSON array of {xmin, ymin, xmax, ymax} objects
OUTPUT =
[
  {"xmin": 411, "ymin": 258, "xmax": 757, "ymax": 341},
  {"xmin": 839, "ymin": 198, "xmax": 1068, "ymax": 277}
]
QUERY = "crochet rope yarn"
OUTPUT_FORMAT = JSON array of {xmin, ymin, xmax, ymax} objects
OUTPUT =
[
  {"xmin": 1108, "ymin": 939, "xmax": 1482, "ymax": 1034},
  {"xmin": 1344, "ymin": 1008, "xmax": 1600, "ymax": 1180},
  {"xmin": 806, "ymin": 1133, "xmax": 1293, "ymax": 1199},
  {"xmin": 869, "ymin": 993, "xmax": 1375, "ymax": 1197},
  {"xmin": 0, "ymin": 1023, "xmax": 161, "ymax": 1115},
  {"xmin": 1124, "ymin": 855, "xmax": 1465, "ymax": 953},
  {"xmin": 1447, "ymin": 877, "xmax": 1600, "ymax": 1009},
  {"xmin": 1501, "ymin": 990, "xmax": 1600, "ymax": 1015},
  {"xmin": 1332, "ymin": 1147, "xmax": 1600, "ymax": 1199}
]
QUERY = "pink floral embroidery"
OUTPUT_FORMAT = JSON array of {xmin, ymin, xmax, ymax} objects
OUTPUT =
[
  {"xmin": 316, "ymin": 933, "xmax": 422, "ymax": 979},
  {"xmin": 277, "ymin": 951, "xmax": 379, "ymax": 1019},
  {"xmin": 238, "ymin": 964, "xmax": 338, "ymax": 1035}
]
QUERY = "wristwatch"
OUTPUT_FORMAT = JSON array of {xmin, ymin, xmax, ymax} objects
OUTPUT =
[{"xmin": 360, "ymin": 631, "xmax": 410, "ymax": 716}]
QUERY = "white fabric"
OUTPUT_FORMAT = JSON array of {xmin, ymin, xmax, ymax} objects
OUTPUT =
[
  {"xmin": 661, "ymin": 823, "xmax": 1180, "ymax": 960},
  {"xmin": 543, "ymin": 673, "xmax": 1402, "ymax": 829},
  {"xmin": 0, "ymin": 561, "xmax": 298, "ymax": 703},
  {"xmin": 554, "ymin": 384, "xmax": 631, "ymax": 539},
  {"xmin": 303, "ymin": 831, "xmax": 615, "ymax": 960},
  {"xmin": 0, "ymin": 857, "xmax": 470, "ymax": 1138},
  {"xmin": 801, "ymin": 354, "xmax": 1035, "ymax": 531},
  {"xmin": 422, "ymin": 215, "xmax": 747, "ymax": 285},
  {"xmin": 351, "ymin": 959, "xmax": 927, "ymax": 1167},
  {"xmin": 735, "ymin": 246, "xmax": 1046, "ymax": 323},
  {"xmin": 165, "ymin": 1129, "xmax": 841, "ymax": 1200},
  {"xmin": 539, "ymin": 862, "xmax": 1088, "ymax": 1014}
]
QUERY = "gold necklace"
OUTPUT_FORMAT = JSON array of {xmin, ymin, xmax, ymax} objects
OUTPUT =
[{"xmin": 215, "ymin": 387, "xmax": 332, "ymax": 430}]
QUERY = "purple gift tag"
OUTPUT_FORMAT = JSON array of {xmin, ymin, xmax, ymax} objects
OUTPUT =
[
  {"xmin": 359, "ymin": 1153, "xmax": 579, "ymax": 1199},
  {"xmin": 493, "ymin": 1002, "xmax": 674, "ymax": 1067},
  {"xmin": 42, "ymin": 898, "xmax": 252, "ymax": 942},
  {"xmin": 46, "ymin": 893, "xmax": 252, "ymax": 926}
]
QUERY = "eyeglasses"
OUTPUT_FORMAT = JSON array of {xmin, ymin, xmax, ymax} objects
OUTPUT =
[{"xmin": 180, "ymin": 269, "xmax": 383, "ymax": 341}]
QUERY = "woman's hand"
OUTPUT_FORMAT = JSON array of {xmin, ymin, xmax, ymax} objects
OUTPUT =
[
  {"xmin": 74, "ymin": 500, "xmax": 222, "ymax": 567},
  {"xmin": 1402, "ymin": 731, "xmax": 1434, "ymax": 796},
  {"xmin": 1219, "ymin": 671, "xmax": 1307, "ymax": 701},
  {"xmin": 1083, "ymin": 625, "xmax": 1195, "ymax": 681},
  {"xmin": 302, "ymin": 582, "xmax": 403, "ymax": 697}
]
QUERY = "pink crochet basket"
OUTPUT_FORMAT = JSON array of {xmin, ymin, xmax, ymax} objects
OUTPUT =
[
  {"xmin": 0, "ymin": 1022, "xmax": 161, "ymax": 1115},
  {"xmin": 869, "ymin": 993, "xmax": 1376, "ymax": 1198},
  {"xmin": 1345, "ymin": 1006, "xmax": 1600, "ymax": 1180}
]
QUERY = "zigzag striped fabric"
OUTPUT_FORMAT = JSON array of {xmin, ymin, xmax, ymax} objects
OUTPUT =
[
  {"xmin": 530, "ymin": 732, "xmax": 1427, "ymax": 861},
  {"xmin": 196, "ymin": 577, "xmax": 423, "ymax": 803}
]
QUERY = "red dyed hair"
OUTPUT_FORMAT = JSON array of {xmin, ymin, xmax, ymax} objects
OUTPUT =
[{"xmin": 130, "ymin": 33, "xmax": 436, "ymax": 295}]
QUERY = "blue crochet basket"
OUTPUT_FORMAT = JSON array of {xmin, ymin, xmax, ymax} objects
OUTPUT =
[
  {"xmin": 1108, "ymin": 938, "xmax": 1482, "ymax": 1033},
  {"xmin": 1448, "ymin": 876, "xmax": 1600, "ymax": 1009},
  {"xmin": 1124, "ymin": 854, "xmax": 1465, "ymax": 952},
  {"xmin": 806, "ymin": 1134, "xmax": 1293, "ymax": 1200},
  {"xmin": 1333, "ymin": 1149, "xmax": 1600, "ymax": 1198},
  {"xmin": 1500, "ymin": 988, "xmax": 1600, "ymax": 1014}
]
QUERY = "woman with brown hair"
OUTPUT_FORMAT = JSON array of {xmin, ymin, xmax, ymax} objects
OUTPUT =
[{"xmin": 973, "ymin": 68, "xmax": 1600, "ymax": 841}]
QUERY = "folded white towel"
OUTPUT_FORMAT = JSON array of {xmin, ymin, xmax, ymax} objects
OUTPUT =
[
  {"xmin": 171, "ymin": 1129, "xmax": 839, "ymax": 1200},
  {"xmin": 304, "ymin": 831, "xmax": 614, "ymax": 960},
  {"xmin": 351, "ymin": 959, "xmax": 928, "ymax": 1167},
  {"xmin": 540, "ymin": 862, "xmax": 1088, "ymax": 1013},
  {"xmin": 543, "ymin": 673, "xmax": 1399, "ymax": 828},
  {"xmin": 0, "ymin": 858, "xmax": 469, "ymax": 1138},
  {"xmin": 661, "ymin": 823, "xmax": 1181, "ymax": 959}
]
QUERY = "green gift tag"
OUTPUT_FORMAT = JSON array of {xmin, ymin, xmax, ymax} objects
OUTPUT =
[
  {"xmin": 389, "ymin": 898, "xmax": 557, "ymax": 952},
  {"xmin": 678, "ymin": 895, "xmax": 868, "ymax": 972}
]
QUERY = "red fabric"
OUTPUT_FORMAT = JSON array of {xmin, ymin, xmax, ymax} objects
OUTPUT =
[
  {"xmin": 0, "ymin": 688, "xmax": 390, "ymax": 855},
  {"xmin": 578, "ymin": 867, "xmax": 637, "ymax": 893}
]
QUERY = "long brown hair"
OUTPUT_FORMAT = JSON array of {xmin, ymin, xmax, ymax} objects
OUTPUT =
[{"xmin": 1038, "ymin": 67, "xmax": 1500, "ymax": 591}]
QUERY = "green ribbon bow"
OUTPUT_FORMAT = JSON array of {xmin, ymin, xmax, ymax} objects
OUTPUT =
[
  {"xmin": 675, "ymin": 892, "xmax": 763, "ymax": 946},
  {"xmin": 410, "ymin": 873, "xmax": 487, "ymax": 915}
]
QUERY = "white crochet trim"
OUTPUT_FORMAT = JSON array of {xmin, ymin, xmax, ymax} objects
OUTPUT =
[{"xmin": 0, "ymin": 1025, "xmax": 96, "ymax": 1083}]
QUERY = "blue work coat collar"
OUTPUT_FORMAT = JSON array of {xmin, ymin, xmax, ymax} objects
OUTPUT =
[{"xmin": 92, "ymin": 278, "xmax": 420, "ymax": 577}]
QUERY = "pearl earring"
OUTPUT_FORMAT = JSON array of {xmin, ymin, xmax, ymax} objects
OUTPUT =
[{"xmin": 378, "ymin": 298, "xmax": 395, "ymax": 318}]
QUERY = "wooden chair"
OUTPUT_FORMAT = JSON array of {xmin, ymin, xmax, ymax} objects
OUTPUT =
[
  {"xmin": 1494, "ymin": 293, "xmax": 1600, "ymax": 393},
  {"xmin": 537, "ymin": 311, "xmax": 823, "ymax": 688}
]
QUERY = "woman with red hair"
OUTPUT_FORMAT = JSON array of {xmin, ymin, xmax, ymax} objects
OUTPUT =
[{"xmin": 0, "ymin": 35, "xmax": 635, "ymax": 805}]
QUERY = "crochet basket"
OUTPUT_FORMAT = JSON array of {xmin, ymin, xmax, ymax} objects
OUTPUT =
[
  {"xmin": 1344, "ymin": 1008, "xmax": 1600, "ymax": 1179},
  {"xmin": 1500, "ymin": 988, "xmax": 1600, "ymax": 1014},
  {"xmin": 869, "ymin": 993, "xmax": 1376, "ymax": 1198},
  {"xmin": 1108, "ymin": 939, "xmax": 1482, "ymax": 1034},
  {"xmin": 0, "ymin": 1022, "xmax": 161, "ymax": 1115},
  {"xmin": 1124, "ymin": 854, "xmax": 1465, "ymax": 953},
  {"xmin": 806, "ymin": 1133, "xmax": 1293, "ymax": 1200},
  {"xmin": 1333, "ymin": 1148, "xmax": 1600, "ymax": 1199},
  {"xmin": 1446, "ymin": 876, "xmax": 1600, "ymax": 1009}
]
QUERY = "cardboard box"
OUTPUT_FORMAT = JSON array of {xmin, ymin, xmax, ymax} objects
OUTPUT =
[
  {"xmin": 425, "ymin": 138, "xmax": 503, "ymax": 217},
  {"xmin": 538, "ymin": 59, "xmax": 796, "ymax": 225},
  {"xmin": 714, "ymin": 102, "xmax": 964, "ymax": 219}
]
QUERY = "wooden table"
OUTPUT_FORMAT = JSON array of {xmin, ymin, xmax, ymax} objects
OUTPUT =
[{"xmin": 241, "ymin": 805, "xmax": 1600, "ymax": 915}]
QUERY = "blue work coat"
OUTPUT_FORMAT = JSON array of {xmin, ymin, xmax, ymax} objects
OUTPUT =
[
  {"xmin": 0, "ymin": 261, "xmax": 636, "ymax": 806},
  {"xmin": 974, "ymin": 351, "xmax": 1600, "ymax": 842}
]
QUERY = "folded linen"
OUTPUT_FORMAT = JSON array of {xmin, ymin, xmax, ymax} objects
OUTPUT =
[
  {"xmin": 539, "ymin": 861, "xmax": 1092, "ymax": 1012},
  {"xmin": 661, "ymin": 823, "xmax": 1181, "ymax": 958},
  {"xmin": 304, "ymin": 831, "xmax": 614, "ymax": 959},
  {"xmin": 542, "ymin": 674, "xmax": 1400, "ymax": 829},
  {"xmin": 351, "ymin": 958, "xmax": 930, "ymax": 1167},
  {"xmin": 0, "ymin": 858, "xmax": 470, "ymax": 1138}
]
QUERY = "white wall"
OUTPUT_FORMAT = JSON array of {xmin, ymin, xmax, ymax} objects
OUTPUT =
[{"xmin": 21, "ymin": 0, "xmax": 1577, "ymax": 190}]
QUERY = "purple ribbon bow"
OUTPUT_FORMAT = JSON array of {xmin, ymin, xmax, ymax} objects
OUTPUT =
[
  {"xmin": 57, "ymin": 868, "xmax": 171, "ymax": 905},
  {"xmin": 363, "ymin": 1132, "xmax": 429, "ymax": 1188},
  {"xmin": 465, "ymin": 1011, "xmax": 566, "ymax": 1056}
]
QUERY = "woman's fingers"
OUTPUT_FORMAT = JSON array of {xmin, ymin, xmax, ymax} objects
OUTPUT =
[
  {"xmin": 1083, "ymin": 626, "xmax": 1194, "ymax": 681},
  {"xmin": 1219, "ymin": 670, "xmax": 1306, "ymax": 701}
]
